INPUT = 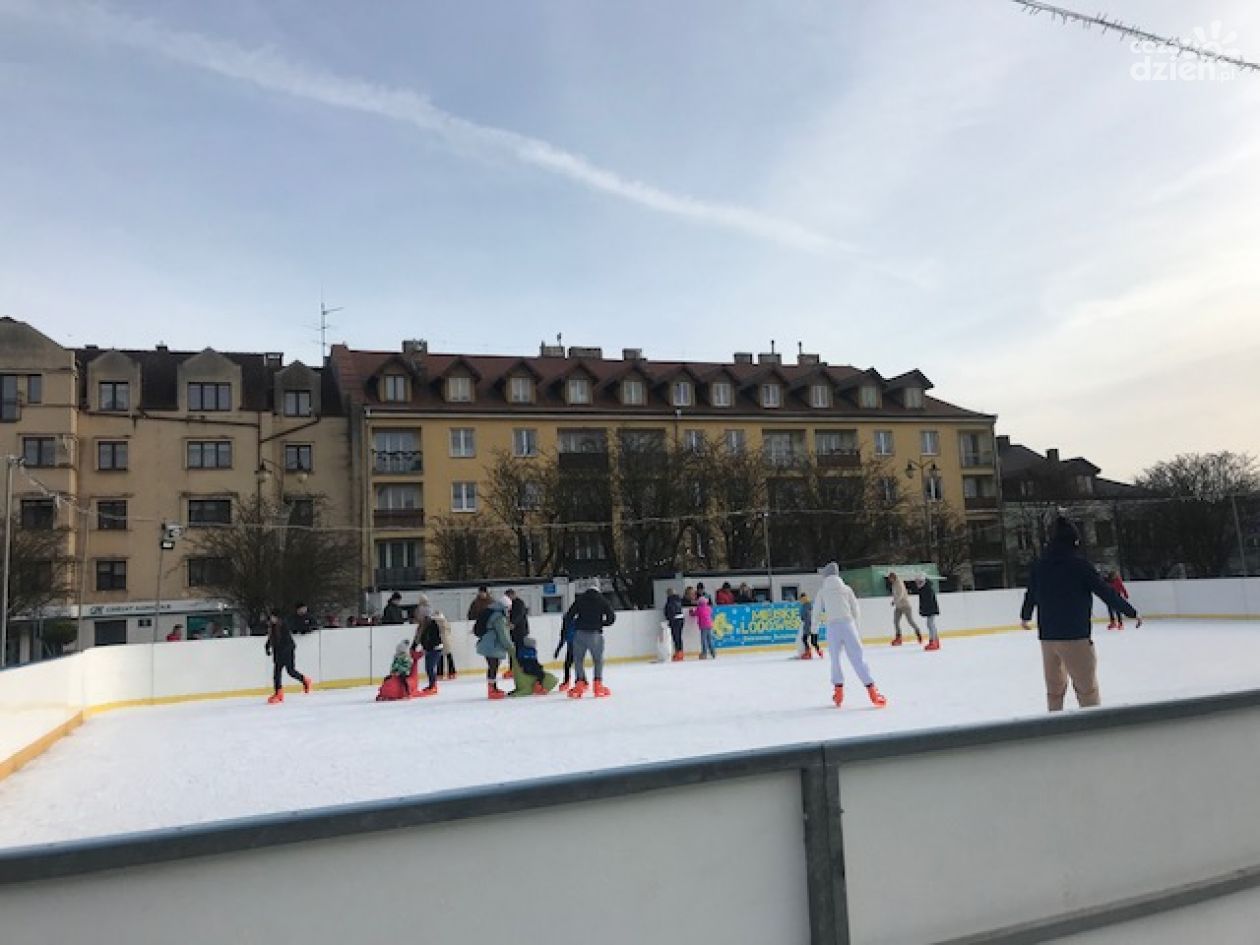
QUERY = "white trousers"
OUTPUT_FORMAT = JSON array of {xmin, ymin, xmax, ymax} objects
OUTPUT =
[{"xmin": 826, "ymin": 618, "xmax": 874, "ymax": 688}]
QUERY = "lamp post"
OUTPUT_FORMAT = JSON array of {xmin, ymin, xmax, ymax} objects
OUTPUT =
[
  {"xmin": 905, "ymin": 459, "xmax": 939, "ymax": 564},
  {"xmin": 1, "ymin": 455, "xmax": 22, "ymax": 668}
]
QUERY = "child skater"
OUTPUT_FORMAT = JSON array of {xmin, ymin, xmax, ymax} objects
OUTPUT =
[
  {"xmin": 812, "ymin": 562, "xmax": 887, "ymax": 709},
  {"xmin": 517, "ymin": 635, "xmax": 549, "ymax": 695},
  {"xmin": 389, "ymin": 640, "xmax": 414, "ymax": 699},
  {"xmin": 413, "ymin": 610, "xmax": 443, "ymax": 696},
  {"xmin": 912, "ymin": 573, "xmax": 941, "ymax": 651},
  {"xmin": 694, "ymin": 593, "xmax": 716, "ymax": 660},
  {"xmin": 799, "ymin": 592, "xmax": 822, "ymax": 659},
  {"xmin": 1105, "ymin": 570, "xmax": 1130, "ymax": 629}
]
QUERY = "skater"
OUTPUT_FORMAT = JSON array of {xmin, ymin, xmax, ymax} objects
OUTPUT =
[
  {"xmin": 286, "ymin": 601, "xmax": 318, "ymax": 636},
  {"xmin": 420, "ymin": 595, "xmax": 456, "ymax": 680},
  {"xmin": 516, "ymin": 635, "xmax": 549, "ymax": 695},
  {"xmin": 812, "ymin": 562, "xmax": 887, "ymax": 709},
  {"xmin": 694, "ymin": 594, "xmax": 716, "ymax": 659},
  {"xmin": 799, "ymin": 593, "xmax": 821, "ymax": 659},
  {"xmin": 506, "ymin": 589, "xmax": 530, "ymax": 646},
  {"xmin": 887, "ymin": 572, "xmax": 923, "ymax": 646},
  {"xmin": 389, "ymin": 640, "xmax": 415, "ymax": 698},
  {"xmin": 911, "ymin": 574, "xmax": 942, "ymax": 651},
  {"xmin": 412, "ymin": 608, "xmax": 443, "ymax": 696},
  {"xmin": 474, "ymin": 597, "xmax": 513, "ymax": 700},
  {"xmin": 555, "ymin": 611, "xmax": 577, "ymax": 691},
  {"xmin": 264, "ymin": 610, "xmax": 312, "ymax": 704},
  {"xmin": 1020, "ymin": 516, "xmax": 1141, "ymax": 712},
  {"xmin": 565, "ymin": 582, "xmax": 616, "ymax": 699},
  {"xmin": 1105, "ymin": 570, "xmax": 1130, "ymax": 629},
  {"xmin": 466, "ymin": 585, "xmax": 493, "ymax": 622},
  {"xmin": 382, "ymin": 591, "xmax": 406, "ymax": 625},
  {"xmin": 663, "ymin": 588, "xmax": 685, "ymax": 661}
]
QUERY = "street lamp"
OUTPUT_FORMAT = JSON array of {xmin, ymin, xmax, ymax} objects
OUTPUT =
[{"xmin": 905, "ymin": 459, "xmax": 940, "ymax": 563}]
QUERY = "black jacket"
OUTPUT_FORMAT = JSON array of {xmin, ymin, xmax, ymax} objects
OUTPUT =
[
  {"xmin": 663, "ymin": 594, "xmax": 683, "ymax": 621},
  {"xmin": 285, "ymin": 611, "xmax": 317, "ymax": 636},
  {"xmin": 266, "ymin": 621, "xmax": 294, "ymax": 656},
  {"xmin": 1021, "ymin": 541, "xmax": 1136, "ymax": 640},
  {"xmin": 414, "ymin": 617, "xmax": 442, "ymax": 651},
  {"xmin": 910, "ymin": 582, "xmax": 940, "ymax": 617},
  {"xmin": 565, "ymin": 589, "xmax": 616, "ymax": 634},
  {"xmin": 509, "ymin": 597, "xmax": 530, "ymax": 645},
  {"xmin": 382, "ymin": 602, "xmax": 405, "ymax": 625}
]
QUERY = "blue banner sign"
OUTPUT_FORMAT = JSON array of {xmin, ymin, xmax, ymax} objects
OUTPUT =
[{"xmin": 709, "ymin": 602, "xmax": 815, "ymax": 649}]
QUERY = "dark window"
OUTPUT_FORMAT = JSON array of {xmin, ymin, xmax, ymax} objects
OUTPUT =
[
  {"xmin": 187, "ymin": 441, "xmax": 233, "ymax": 469},
  {"xmin": 99, "ymin": 381, "xmax": 130, "ymax": 411},
  {"xmin": 284, "ymin": 444, "xmax": 313, "ymax": 472},
  {"xmin": 1, "ymin": 375, "xmax": 19, "ymax": 421},
  {"xmin": 20, "ymin": 499, "xmax": 56, "ymax": 529},
  {"xmin": 188, "ymin": 557, "xmax": 230, "ymax": 587},
  {"xmin": 283, "ymin": 390, "xmax": 313, "ymax": 417},
  {"xmin": 1096, "ymin": 519, "xmax": 1116, "ymax": 546},
  {"xmin": 288, "ymin": 498, "xmax": 314, "ymax": 527},
  {"xmin": 98, "ymin": 499, "xmax": 128, "ymax": 530},
  {"xmin": 188, "ymin": 382, "xmax": 232, "ymax": 411},
  {"xmin": 94, "ymin": 619, "xmax": 127, "ymax": 646},
  {"xmin": 26, "ymin": 375, "xmax": 42, "ymax": 404},
  {"xmin": 188, "ymin": 499, "xmax": 232, "ymax": 525},
  {"xmin": 95, "ymin": 559, "xmax": 127, "ymax": 591},
  {"xmin": 98, "ymin": 441, "xmax": 128, "ymax": 470},
  {"xmin": 22, "ymin": 437, "xmax": 56, "ymax": 467}
]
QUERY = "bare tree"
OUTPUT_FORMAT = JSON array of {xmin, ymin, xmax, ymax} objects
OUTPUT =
[
  {"xmin": 428, "ymin": 513, "xmax": 517, "ymax": 582},
  {"xmin": 481, "ymin": 450, "xmax": 554, "ymax": 577},
  {"xmin": 694, "ymin": 440, "xmax": 767, "ymax": 570},
  {"xmin": 1, "ymin": 517, "xmax": 73, "ymax": 623}
]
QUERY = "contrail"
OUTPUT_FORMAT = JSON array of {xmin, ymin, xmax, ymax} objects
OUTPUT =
[{"xmin": 4, "ymin": 0, "xmax": 866, "ymax": 259}]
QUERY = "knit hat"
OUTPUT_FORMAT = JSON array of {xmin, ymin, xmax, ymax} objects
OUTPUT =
[
  {"xmin": 822, "ymin": 562, "xmax": 840, "ymax": 577},
  {"xmin": 395, "ymin": 639, "xmax": 410, "ymax": 655}
]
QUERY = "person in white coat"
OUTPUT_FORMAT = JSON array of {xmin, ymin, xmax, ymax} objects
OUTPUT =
[{"xmin": 811, "ymin": 562, "xmax": 888, "ymax": 709}]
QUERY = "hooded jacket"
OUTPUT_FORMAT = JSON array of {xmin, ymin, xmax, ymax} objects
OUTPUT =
[
  {"xmin": 888, "ymin": 574, "xmax": 911, "ymax": 609},
  {"xmin": 911, "ymin": 576, "xmax": 940, "ymax": 617},
  {"xmin": 812, "ymin": 563, "xmax": 860, "ymax": 626},
  {"xmin": 1021, "ymin": 520, "xmax": 1137, "ymax": 641},
  {"xmin": 475, "ymin": 604, "xmax": 513, "ymax": 659},
  {"xmin": 663, "ymin": 593, "xmax": 683, "ymax": 622},
  {"xmin": 565, "ymin": 588, "xmax": 616, "ymax": 634}
]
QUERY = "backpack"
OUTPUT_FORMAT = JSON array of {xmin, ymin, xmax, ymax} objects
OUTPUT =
[{"xmin": 473, "ymin": 608, "xmax": 492, "ymax": 639}]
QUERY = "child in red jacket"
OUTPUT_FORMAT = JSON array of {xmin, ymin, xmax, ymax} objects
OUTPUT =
[{"xmin": 1106, "ymin": 570, "xmax": 1129, "ymax": 630}]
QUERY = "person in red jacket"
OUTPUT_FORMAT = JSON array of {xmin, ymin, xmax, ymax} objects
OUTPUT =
[{"xmin": 1105, "ymin": 570, "xmax": 1130, "ymax": 630}]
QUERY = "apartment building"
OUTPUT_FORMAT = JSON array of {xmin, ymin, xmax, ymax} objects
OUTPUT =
[
  {"xmin": 330, "ymin": 341, "xmax": 1004, "ymax": 591},
  {"xmin": 0, "ymin": 317, "xmax": 349, "ymax": 659}
]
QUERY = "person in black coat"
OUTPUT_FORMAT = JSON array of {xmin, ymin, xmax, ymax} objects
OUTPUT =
[
  {"xmin": 265, "ymin": 611, "xmax": 311, "ymax": 704},
  {"xmin": 412, "ymin": 613, "xmax": 443, "ymax": 695},
  {"xmin": 506, "ymin": 589, "xmax": 530, "ymax": 646},
  {"xmin": 382, "ymin": 592, "xmax": 405, "ymax": 625},
  {"xmin": 564, "ymin": 585, "xmax": 616, "ymax": 698},
  {"xmin": 663, "ymin": 588, "xmax": 685, "ymax": 661},
  {"xmin": 910, "ymin": 574, "xmax": 942, "ymax": 651},
  {"xmin": 1020, "ymin": 516, "xmax": 1140, "ymax": 711}
]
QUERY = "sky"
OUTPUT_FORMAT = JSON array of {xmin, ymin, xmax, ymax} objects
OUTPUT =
[{"xmin": 1, "ymin": 0, "xmax": 1258, "ymax": 480}]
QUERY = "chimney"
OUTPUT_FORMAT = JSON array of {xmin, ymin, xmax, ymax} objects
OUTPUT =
[
  {"xmin": 622, "ymin": 348, "xmax": 643, "ymax": 361},
  {"xmin": 996, "ymin": 435, "xmax": 1011, "ymax": 450},
  {"xmin": 539, "ymin": 342, "xmax": 565, "ymax": 357},
  {"xmin": 1046, "ymin": 448, "xmax": 1060, "ymax": 463},
  {"xmin": 758, "ymin": 352, "xmax": 782, "ymax": 365},
  {"xmin": 264, "ymin": 352, "xmax": 283, "ymax": 368},
  {"xmin": 402, "ymin": 339, "xmax": 428, "ymax": 356},
  {"xmin": 733, "ymin": 352, "xmax": 754, "ymax": 365},
  {"xmin": 567, "ymin": 346, "xmax": 603, "ymax": 359},
  {"xmin": 798, "ymin": 353, "xmax": 820, "ymax": 366},
  {"xmin": 155, "ymin": 343, "xmax": 168, "ymax": 352}
]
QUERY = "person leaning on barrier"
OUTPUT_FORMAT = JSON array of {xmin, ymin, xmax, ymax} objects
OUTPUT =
[
  {"xmin": 1020, "ymin": 515, "xmax": 1141, "ymax": 712},
  {"xmin": 382, "ymin": 592, "xmax": 405, "ymax": 625}
]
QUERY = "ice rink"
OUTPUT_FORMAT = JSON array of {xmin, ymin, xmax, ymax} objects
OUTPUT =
[{"xmin": 0, "ymin": 619, "xmax": 1254, "ymax": 851}]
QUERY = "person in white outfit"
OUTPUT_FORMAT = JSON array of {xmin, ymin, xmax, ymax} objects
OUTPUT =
[
  {"xmin": 811, "ymin": 562, "xmax": 888, "ymax": 709},
  {"xmin": 887, "ymin": 571, "xmax": 923, "ymax": 646}
]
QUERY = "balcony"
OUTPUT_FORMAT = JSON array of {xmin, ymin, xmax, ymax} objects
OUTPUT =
[
  {"xmin": 817, "ymin": 450, "xmax": 861, "ymax": 469},
  {"xmin": 373, "ymin": 508, "xmax": 426, "ymax": 529},
  {"xmin": 964, "ymin": 496, "xmax": 1000, "ymax": 511},
  {"xmin": 373, "ymin": 451, "xmax": 423, "ymax": 475},
  {"xmin": 961, "ymin": 452, "xmax": 995, "ymax": 468},
  {"xmin": 558, "ymin": 451, "xmax": 609, "ymax": 472},
  {"xmin": 374, "ymin": 566, "xmax": 425, "ymax": 589}
]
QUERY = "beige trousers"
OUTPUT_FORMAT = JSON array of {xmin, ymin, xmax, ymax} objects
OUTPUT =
[{"xmin": 1041, "ymin": 640, "xmax": 1099, "ymax": 712}]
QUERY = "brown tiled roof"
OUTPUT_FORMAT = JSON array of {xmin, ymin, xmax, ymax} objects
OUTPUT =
[{"xmin": 329, "ymin": 346, "xmax": 993, "ymax": 420}]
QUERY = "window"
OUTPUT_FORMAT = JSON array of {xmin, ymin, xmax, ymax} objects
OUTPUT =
[
  {"xmin": 22, "ymin": 437, "xmax": 56, "ymax": 467},
  {"xmin": 283, "ymin": 390, "xmax": 312, "ymax": 417},
  {"xmin": 1, "ymin": 375, "xmax": 19, "ymax": 421},
  {"xmin": 284, "ymin": 444, "xmax": 313, "ymax": 472},
  {"xmin": 188, "ymin": 382, "xmax": 232, "ymax": 411},
  {"xmin": 711, "ymin": 381, "xmax": 733, "ymax": 407},
  {"xmin": 519, "ymin": 481, "xmax": 544, "ymax": 511},
  {"xmin": 1076, "ymin": 475, "xmax": 1094, "ymax": 496},
  {"xmin": 572, "ymin": 531, "xmax": 606, "ymax": 561},
  {"xmin": 98, "ymin": 499, "xmax": 127, "ymax": 530},
  {"xmin": 20, "ymin": 499, "xmax": 55, "ymax": 530},
  {"xmin": 621, "ymin": 379, "xmax": 645, "ymax": 406},
  {"xmin": 98, "ymin": 441, "xmax": 128, "ymax": 471},
  {"xmin": 287, "ymin": 498, "xmax": 314, "ymax": 527},
  {"xmin": 381, "ymin": 374, "xmax": 409, "ymax": 402},
  {"xmin": 377, "ymin": 540, "xmax": 419, "ymax": 570},
  {"xmin": 513, "ymin": 428, "xmax": 539, "ymax": 457},
  {"xmin": 446, "ymin": 376, "xmax": 473, "ymax": 402},
  {"xmin": 924, "ymin": 475, "xmax": 944, "ymax": 502},
  {"xmin": 874, "ymin": 430, "xmax": 894, "ymax": 457},
  {"xmin": 99, "ymin": 381, "xmax": 130, "ymax": 412},
  {"xmin": 450, "ymin": 427, "xmax": 475, "ymax": 458},
  {"xmin": 95, "ymin": 559, "xmax": 127, "ymax": 591},
  {"xmin": 683, "ymin": 429, "xmax": 704, "ymax": 451},
  {"xmin": 376, "ymin": 484, "xmax": 421, "ymax": 510},
  {"xmin": 373, "ymin": 430, "xmax": 421, "ymax": 473},
  {"xmin": 566, "ymin": 377, "xmax": 591, "ymax": 405},
  {"xmin": 557, "ymin": 428, "xmax": 607, "ymax": 453},
  {"xmin": 760, "ymin": 384, "xmax": 782, "ymax": 408},
  {"xmin": 672, "ymin": 380, "xmax": 694, "ymax": 407},
  {"xmin": 508, "ymin": 376, "xmax": 534, "ymax": 404},
  {"xmin": 878, "ymin": 477, "xmax": 899, "ymax": 503},
  {"xmin": 1019, "ymin": 480, "xmax": 1036, "ymax": 498},
  {"xmin": 620, "ymin": 429, "xmax": 665, "ymax": 453},
  {"xmin": 187, "ymin": 499, "xmax": 232, "ymax": 526},
  {"xmin": 187, "ymin": 440, "xmax": 232, "ymax": 469},
  {"xmin": 920, "ymin": 430, "xmax": 940, "ymax": 456},
  {"xmin": 724, "ymin": 429, "xmax": 746, "ymax": 453},
  {"xmin": 815, "ymin": 431, "xmax": 857, "ymax": 455},
  {"xmin": 859, "ymin": 385, "xmax": 878, "ymax": 408},
  {"xmin": 452, "ymin": 481, "xmax": 477, "ymax": 512},
  {"xmin": 763, "ymin": 431, "xmax": 802, "ymax": 466},
  {"xmin": 25, "ymin": 375, "xmax": 42, "ymax": 404},
  {"xmin": 809, "ymin": 384, "xmax": 830, "ymax": 408},
  {"xmin": 94, "ymin": 619, "xmax": 127, "ymax": 646},
  {"xmin": 188, "ymin": 557, "xmax": 229, "ymax": 587},
  {"xmin": 904, "ymin": 387, "xmax": 924, "ymax": 409}
]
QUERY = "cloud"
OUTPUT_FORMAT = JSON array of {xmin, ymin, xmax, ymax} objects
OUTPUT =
[{"xmin": 0, "ymin": 0, "xmax": 877, "ymax": 261}]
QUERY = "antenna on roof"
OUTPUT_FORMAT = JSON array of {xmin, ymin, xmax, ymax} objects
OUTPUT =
[
  {"xmin": 797, "ymin": 341, "xmax": 803, "ymax": 356},
  {"xmin": 557, "ymin": 332, "xmax": 562, "ymax": 347},
  {"xmin": 319, "ymin": 289, "xmax": 344, "ymax": 360},
  {"xmin": 770, "ymin": 339, "xmax": 776, "ymax": 354}
]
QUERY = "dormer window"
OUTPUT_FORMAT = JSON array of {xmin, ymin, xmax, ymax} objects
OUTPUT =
[
  {"xmin": 809, "ymin": 384, "xmax": 830, "ymax": 409},
  {"xmin": 446, "ymin": 375, "xmax": 473, "ymax": 403},
  {"xmin": 382, "ymin": 374, "xmax": 408, "ymax": 403},
  {"xmin": 711, "ymin": 381, "xmax": 733, "ymax": 407},
  {"xmin": 904, "ymin": 387, "xmax": 924, "ymax": 409},
  {"xmin": 508, "ymin": 376, "xmax": 534, "ymax": 404},
  {"xmin": 671, "ymin": 380, "xmax": 693, "ymax": 407},
  {"xmin": 760, "ymin": 383, "xmax": 782, "ymax": 408},
  {"xmin": 859, "ymin": 385, "xmax": 878, "ymax": 409},
  {"xmin": 99, "ymin": 381, "xmax": 130, "ymax": 412},
  {"xmin": 621, "ymin": 379, "xmax": 645, "ymax": 406},
  {"xmin": 283, "ymin": 390, "xmax": 312, "ymax": 417},
  {"xmin": 188, "ymin": 382, "xmax": 232, "ymax": 411},
  {"xmin": 567, "ymin": 377, "xmax": 591, "ymax": 405}
]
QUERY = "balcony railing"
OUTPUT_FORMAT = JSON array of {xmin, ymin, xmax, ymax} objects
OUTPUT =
[
  {"xmin": 373, "ymin": 508, "xmax": 426, "ymax": 529},
  {"xmin": 961, "ymin": 452, "xmax": 995, "ymax": 468},
  {"xmin": 964, "ymin": 496, "xmax": 1000, "ymax": 511},
  {"xmin": 558, "ymin": 452, "xmax": 609, "ymax": 472},
  {"xmin": 817, "ymin": 450, "xmax": 861, "ymax": 469},
  {"xmin": 373, "ymin": 451, "xmax": 423, "ymax": 474},
  {"xmin": 374, "ymin": 566, "xmax": 425, "ymax": 588}
]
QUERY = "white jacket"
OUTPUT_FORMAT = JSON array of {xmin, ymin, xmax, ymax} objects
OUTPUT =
[
  {"xmin": 889, "ymin": 574, "xmax": 910, "ymax": 608},
  {"xmin": 812, "ymin": 574, "xmax": 860, "ymax": 626}
]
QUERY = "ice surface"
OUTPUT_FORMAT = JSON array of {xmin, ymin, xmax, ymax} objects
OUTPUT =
[{"xmin": 0, "ymin": 621, "xmax": 1253, "ymax": 850}]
